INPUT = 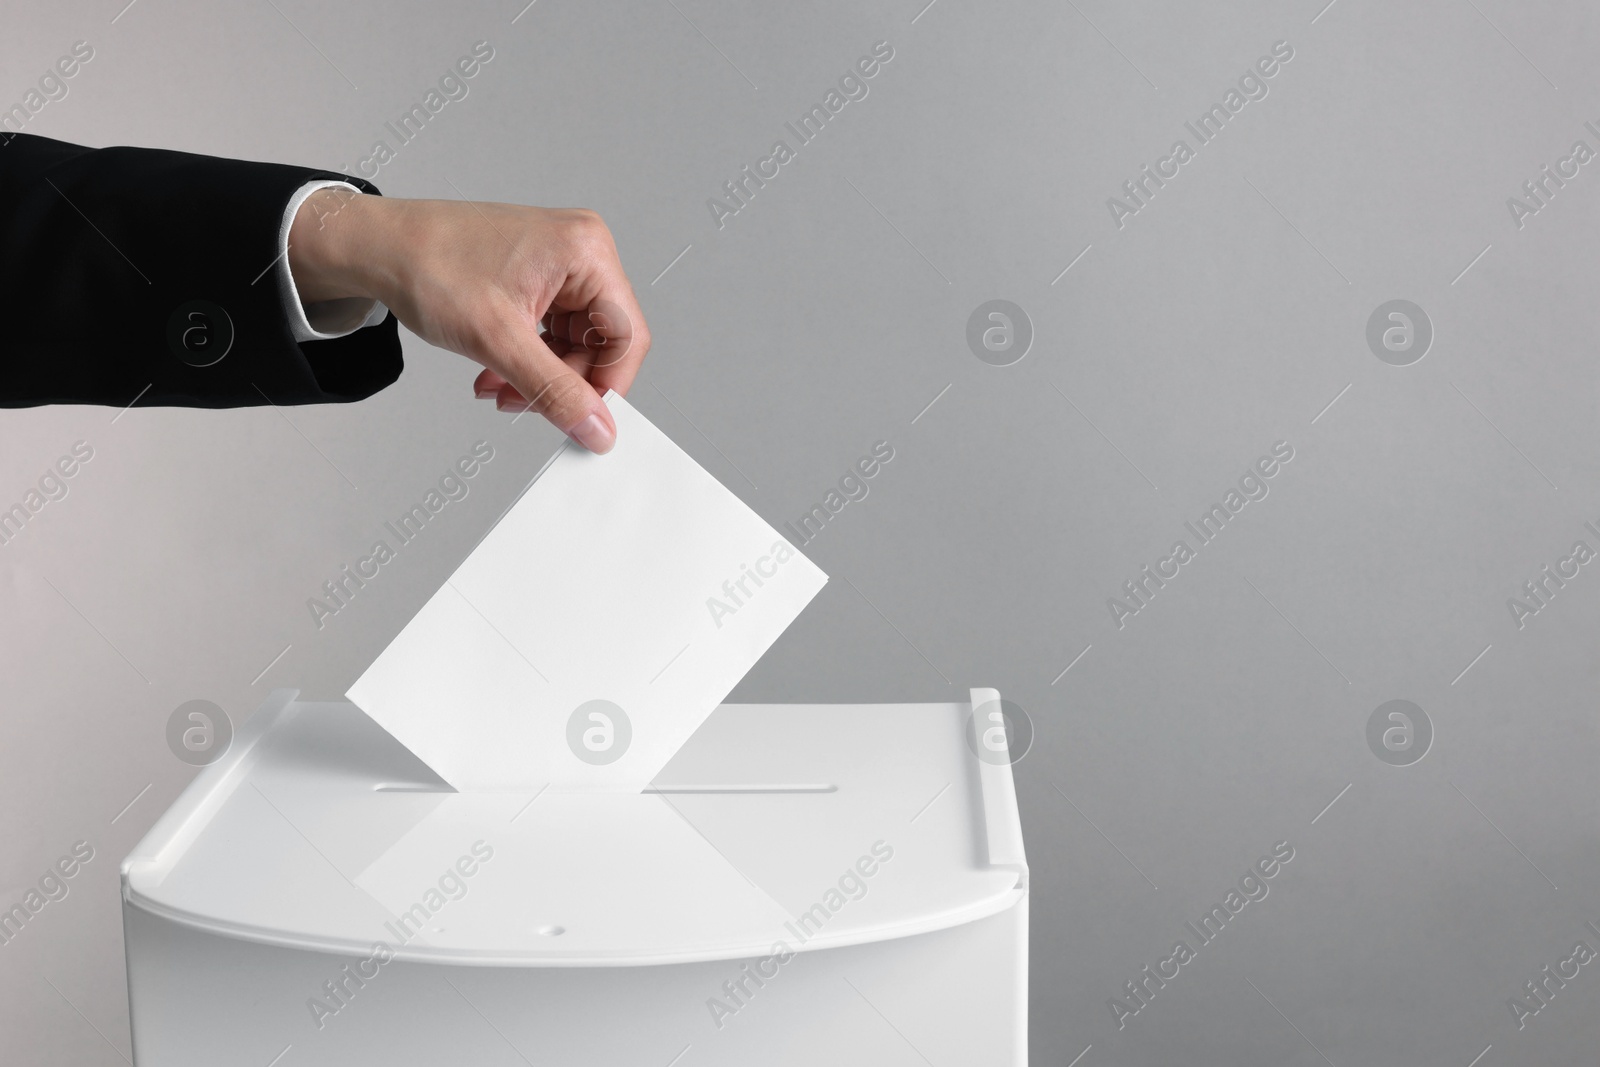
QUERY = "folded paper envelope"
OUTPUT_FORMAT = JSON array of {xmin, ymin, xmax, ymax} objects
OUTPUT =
[{"xmin": 346, "ymin": 390, "xmax": 828, "ymax": 791}]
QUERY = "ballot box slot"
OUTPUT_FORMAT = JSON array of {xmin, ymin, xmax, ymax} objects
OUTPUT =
[
  {"xmin": 646, "ymin": 784, "xmax": 837, "ymax": 794},
  {"xmin": 369, "ymin": 782, "xmax": 838, "ymax": 793}
]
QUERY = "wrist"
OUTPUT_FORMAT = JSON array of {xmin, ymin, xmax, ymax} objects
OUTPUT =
[{"xmin": 288, "ymin": 187, "xmax": 393, "ymax": 304}]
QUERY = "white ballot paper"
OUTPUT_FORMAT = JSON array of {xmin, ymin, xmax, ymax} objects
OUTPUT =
[{"xmin": 346, "ymin": 391, "xmax": 828, "ymax": 792}]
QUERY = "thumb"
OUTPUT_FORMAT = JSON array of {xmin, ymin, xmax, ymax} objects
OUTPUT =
[{"xmin": 489, "ymin": 323, "xmax": 617, "ymax": 453}]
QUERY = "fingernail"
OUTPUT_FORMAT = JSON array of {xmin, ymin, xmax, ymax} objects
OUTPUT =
[
  {"xmin": 475, "ymin": 385, "xmax": 497, "ymax": 399},
  {"xmin": 567, "ymin": 412, "xmax": 615, "ymax": 454}
]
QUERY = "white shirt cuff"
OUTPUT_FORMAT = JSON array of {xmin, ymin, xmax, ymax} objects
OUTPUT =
[{"xmin": 277, "ymin": 180, "xmax": 390, "ymax": 343}]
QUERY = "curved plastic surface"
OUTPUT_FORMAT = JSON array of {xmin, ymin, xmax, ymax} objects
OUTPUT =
[{"xmin": 123, "ymin": 691, "xmax": 1026, "ymax": 966}]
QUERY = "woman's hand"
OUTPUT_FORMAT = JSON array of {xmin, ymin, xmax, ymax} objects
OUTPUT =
[{"xmin": 288, "ymin": 190, "xmax": 650, "ymax": 453}]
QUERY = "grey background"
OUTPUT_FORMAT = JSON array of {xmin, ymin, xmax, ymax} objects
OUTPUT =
[{"xmin": 2, "ymin": 0, "xmax": 1598, "ymax": 1063}]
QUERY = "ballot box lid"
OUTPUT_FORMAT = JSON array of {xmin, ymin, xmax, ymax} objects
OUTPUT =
[{"xmin": 123, "ymin": 688, "xmax": 1027, "ymax": 967}]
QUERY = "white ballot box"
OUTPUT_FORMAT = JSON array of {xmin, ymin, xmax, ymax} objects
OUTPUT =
[{"xmin": 122, "ymin": 688, "xmax": 1029, "ymax": 1065}]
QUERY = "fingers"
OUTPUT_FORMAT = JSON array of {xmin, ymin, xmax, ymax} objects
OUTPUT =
[
  {"xmin": 494, "ymin": 346, "xmax": 601, "ymax": 408},
  {"xmin": 543, "ymin": 218, "xmax": 651, "ymax": 398},
  {"xmin": 543, "ymin": 297, "xmax": 632, "ymax": 364},
  {"xmin": 540, "ymin": 300, "xmax": 648, "ymax": 399},
  {"xmin": 473, "ymin": 368, "xmax": 508, "ymax": 398},
  {"xmin": 486, "ymin": 320, "xmax": 617, "ymax": 453},
  {"xmin": 463, "ymin": 207, "xmax": 651, "ymax": 451},
  {"xmin": 583, "ymin": 272, "xmax": 651, "ymax": 399},
  {"xmin": 477, "ymin": 346, "xmax": 596, "ymax": 405},
  {"xmin": 494, "ymin": 383, "xmax": 528, "ymax": 411}
]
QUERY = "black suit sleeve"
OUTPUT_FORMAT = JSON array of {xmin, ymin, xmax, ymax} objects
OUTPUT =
[{"xmin": 0, "ymin": 133, "xmax": 403, "ymax": 408}]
